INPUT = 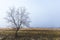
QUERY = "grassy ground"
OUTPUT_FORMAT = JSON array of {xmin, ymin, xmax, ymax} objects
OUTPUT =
[{"xmin": 0, "ymin": 28, "xmax": 60, "ymax": 40}]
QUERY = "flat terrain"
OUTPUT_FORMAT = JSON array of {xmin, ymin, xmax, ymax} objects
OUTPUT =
[{"xmin": 0, "ymin": 28, "xmax": 60, "ymax": 40}]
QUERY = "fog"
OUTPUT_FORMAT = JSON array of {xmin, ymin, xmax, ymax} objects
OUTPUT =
[{"xmin": 0, "ymin": 0, "xmax": 60, "ymax": 28}]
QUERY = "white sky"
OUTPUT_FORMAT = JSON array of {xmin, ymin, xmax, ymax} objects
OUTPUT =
[
  {"xmin": 0, "ymin": 0, "xmax": 28, "ymax": 28},
  {"xmin": 0, "ymin": 0, "xmax": 60, "ymax": 28}
]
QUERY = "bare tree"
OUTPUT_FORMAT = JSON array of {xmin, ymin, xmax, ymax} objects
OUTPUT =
[{"xmin": 6, "ymin": 7, "xmax": 31, "ymax": 38}]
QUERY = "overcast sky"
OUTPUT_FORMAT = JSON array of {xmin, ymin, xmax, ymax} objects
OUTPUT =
[{"xmin": 0, "ymin": 0, "xmax": 60, "ymax": 28}]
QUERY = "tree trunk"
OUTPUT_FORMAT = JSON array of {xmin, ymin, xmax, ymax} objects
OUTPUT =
[{"xmin": 15, "ymin": 28, "xmax": 20, "ymax": 40}]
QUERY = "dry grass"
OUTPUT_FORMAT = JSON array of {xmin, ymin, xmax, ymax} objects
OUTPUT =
[{"xmin": 0, "ymin": 28, "xmax": 60, "ymax": 40}]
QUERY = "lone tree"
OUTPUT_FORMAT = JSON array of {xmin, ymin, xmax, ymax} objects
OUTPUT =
[{"xmin": 6, "ymin": 7, "xmax": 31, "ymax": 37}]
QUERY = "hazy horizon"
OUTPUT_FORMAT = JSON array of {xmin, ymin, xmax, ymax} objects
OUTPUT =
[{"xmin": 0, "ymin": 0, "xmax": 60, "ymax": 28}]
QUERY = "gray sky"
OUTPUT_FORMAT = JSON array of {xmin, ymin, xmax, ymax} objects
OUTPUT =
[{"xmin": 0, "ymin": 0, "xmax": 60, "ymax": 28}]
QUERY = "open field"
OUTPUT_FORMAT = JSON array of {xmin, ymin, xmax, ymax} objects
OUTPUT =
[{"xmin": 0, "ymin": 28, "xmax": 60, "ymax": 40}]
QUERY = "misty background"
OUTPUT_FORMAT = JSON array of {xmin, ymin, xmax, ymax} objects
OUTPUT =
[{"xmin": 0, "ymin": 0, "xmax": 60, "ymax": 28}]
